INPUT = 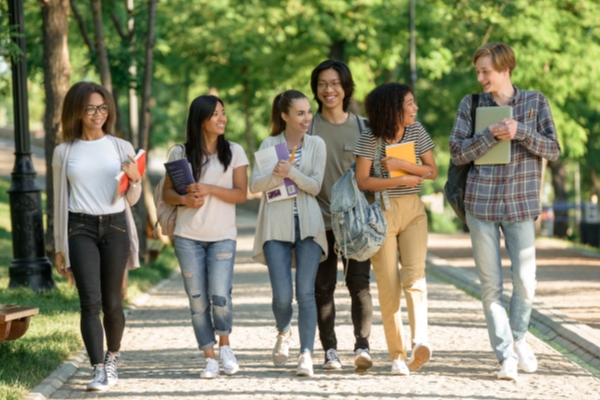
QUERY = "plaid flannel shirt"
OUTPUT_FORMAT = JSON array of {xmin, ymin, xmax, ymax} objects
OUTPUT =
[{"xmin": 449, "ymin": 86, "xmax": 561, "ymax": 222}]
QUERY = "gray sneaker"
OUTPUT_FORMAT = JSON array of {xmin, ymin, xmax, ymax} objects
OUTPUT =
[
  {"xmin": 354, "ymin": 348, "xmax": 373, "ymax": 373},
  {"xmin": 323, "ymin": 348, "xmax": 342, "ymax": 370},
  {"xmin": 104, "ymin": 351, "xmax": 120, "ymax": 386},
  {"xmin": 273, "ymin": 332, "xmax": 290, "ymax": 366},
  {"xmin": 86, "ymin": 365, "xmax": 109, "ymax": 392}
]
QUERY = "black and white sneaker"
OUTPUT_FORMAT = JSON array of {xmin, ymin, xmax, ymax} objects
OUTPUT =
[
  {"xmin": 104, "ymin": 351, "xmax": 120, "ymax": 386},
  {"xmin": 86, "ymin": 365, "xmax": 109, "ymax": 392},
  {"xmin": 322, "ymin": 348, "xmax": 342, "ymax": 370}
]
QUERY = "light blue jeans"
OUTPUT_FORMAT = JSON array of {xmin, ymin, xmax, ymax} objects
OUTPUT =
[
  {"xmin": 173, "ymin": 237, "xmax": 236, "ymax": 350},
  {"xmin": 466, "ymin": 211, "xmax": 536, "ymax": 364},
  {"xmin": 263, "ymin": 216, "xmax": 322, "ymax": 354}
]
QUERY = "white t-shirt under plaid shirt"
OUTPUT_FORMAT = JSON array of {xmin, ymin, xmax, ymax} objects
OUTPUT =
[{"xmin": 354, "ymin": 122, "xmax": 435, "ymax": 197}]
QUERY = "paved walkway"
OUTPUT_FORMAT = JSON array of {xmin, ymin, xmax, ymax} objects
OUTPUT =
[{"xmin": 43, "ymin": 217, "xmax": 600, "ymax": 399}]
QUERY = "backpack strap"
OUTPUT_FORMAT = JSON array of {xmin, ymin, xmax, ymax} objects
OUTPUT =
[
  {"xmin": 468, "ymin": 94, "xmax": 479, "ymax": 138},
  {"xmin": 372, "ymin": 138, "xmax": 391, "ymax": 211}
]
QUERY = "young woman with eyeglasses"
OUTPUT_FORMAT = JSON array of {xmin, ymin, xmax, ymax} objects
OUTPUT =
[{"xmin": 52, "ymin": 82, "xmax": 142, "ymax": 392}]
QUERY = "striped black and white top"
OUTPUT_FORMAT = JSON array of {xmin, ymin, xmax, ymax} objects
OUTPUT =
[
  {"xmin": 289, "ymin": 146, "xmax": 302, "ymax": 215},
  {"xmin": 354, "ymin": 122, "xmax": 435, "ymax": 197}
]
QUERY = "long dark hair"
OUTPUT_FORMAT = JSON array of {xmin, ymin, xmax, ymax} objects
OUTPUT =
[
  {"xmin": 269, "ymin": 90, "xmax": 308, "ymax": 136},
  {"xmin": 61, "ymin": 81, "xmax": 116, "ymax": 142},
  {"xmin": 365, "ymin": 83, "xmax": 413, "ymax": 141},
  {"xmin": 310, "ymin": 59, "xmax": 355, "ymax": 113},
  {"xmin": 184, "ymin": 95, "xmax": 232, "ymax": 181}
]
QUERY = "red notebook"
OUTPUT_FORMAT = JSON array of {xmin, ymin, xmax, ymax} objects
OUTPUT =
[{"xmin": 112, "ymin": 149, "xmax": 146, "ymax": 204}]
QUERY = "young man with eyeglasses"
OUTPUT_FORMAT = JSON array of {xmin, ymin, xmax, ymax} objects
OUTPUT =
[{"xmin": 309, "ymin": 60, "xmax": 373, "ymax": 373}]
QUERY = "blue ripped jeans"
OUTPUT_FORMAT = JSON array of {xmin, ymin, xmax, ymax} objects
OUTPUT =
[{"xmin": 174, "ymin": 237, "xmax": 236, "ymax": 350}]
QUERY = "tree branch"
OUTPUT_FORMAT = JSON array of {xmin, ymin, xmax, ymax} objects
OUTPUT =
[
  {"xmin": 110, "ymin": 11, "xmax": 127, "ymax": 41},
  {"xmin": 70, "ymin": 0, "xmax": 94, "ymax": 54}
]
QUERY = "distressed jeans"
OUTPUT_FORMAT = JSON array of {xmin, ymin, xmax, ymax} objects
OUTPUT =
[
  {"xmin": 263, "ymin": 216, "xmax": 322, "ymax": 354},
  {"xmin": 466, "ymin": 211, "xmax": 537, "ymax": 364},
  {"xmin": 173, "ymin": 237, "xmax": 236, "ymax": 350}
]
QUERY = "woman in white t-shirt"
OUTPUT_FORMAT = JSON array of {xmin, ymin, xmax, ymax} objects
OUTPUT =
[
  {"xmin": 52, "ymin": 82, "xmax": 142, "ymax": 392},
  {"xmin": 162, "ymin": 95, "xmax": 249, "ymax": 379}
]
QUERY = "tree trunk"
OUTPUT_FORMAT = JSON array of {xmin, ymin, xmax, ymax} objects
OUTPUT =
[
  {"xmin": 41, "ymin": 0, "xmax": 71, "ymax": 259},
  {"xmin": 328, "ymin": 40, "xmax": 346, "ymax": 62},
  {"xmin": 549, "ymin": 159, "xmax": 569, "ymax": 238},
  {"xmin": 135, "ymin": 0, "xmax": 158, "ymax": 263},
  {"xmin": 241, "ymin": 66, "xmax": 254, "ymax": 164},
  {"xmin": 90, "ymin": 0, "xmax": 112, "ymax": 92}
]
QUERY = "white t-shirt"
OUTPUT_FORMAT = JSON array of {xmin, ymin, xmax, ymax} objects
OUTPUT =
[
  {"xmin": 67, "ymin": 136, "xmax": 126, "ymax": 215},
  {"xmin": 171, "ymin": 142, "xmax": 249, "ymax": 241}
]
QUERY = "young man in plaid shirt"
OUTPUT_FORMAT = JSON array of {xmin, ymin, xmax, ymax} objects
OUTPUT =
[{"xmin": 449, "ymin": 42, "xmax": 561, "ymax": 381}]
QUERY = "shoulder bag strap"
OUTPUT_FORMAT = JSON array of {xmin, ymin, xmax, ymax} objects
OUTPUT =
[
  {"xmin": 469, "ymin": 94, "xmax": 479, "ymax": 139},
  {"xmin": 372, "ymin": 138, "xmax": 391, "ymax": 211}
]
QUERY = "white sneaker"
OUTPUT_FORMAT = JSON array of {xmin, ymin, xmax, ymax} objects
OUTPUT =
[
  {"xmin": 273, "ymin": 332, "xmax": 290, "ymax": 366},
  {"xmin": 391, "ymin": 359, "xmax": 410, "ymax": 376},
  {"xmin": 514, "ymin": 339, "xmax": 538, "ymax": 373},
  {"xmin": 498, "ymin": 357, "xmax": 518, "ymax": 381},
  {"xmin": 201, "ymin": 358, "xmax": 220, "ymax": 379},
  {"xmin": 408, "ymin": 343, "xmax": 432, "ymax": 371},
  {"xmin": 297, "ymin": 353, "xmax": 314, "ymax": 377},
  {"xmin": 104, "ymin": 351, "xmax": 120, "ymax": 386},
  {"xmin": 219, "ymin": 345, "xmax": 239, "ymax": 375},
  {"xmin": 354, "ymin": 348, "xmax": 373, "ymax": 373},
  {"xmin": 86, "ymin": 365, "xmax": 109, "ymax": 392},
  {"xmin": 323, "ymin": 348, "xmax": 342, "ymax": 370}
]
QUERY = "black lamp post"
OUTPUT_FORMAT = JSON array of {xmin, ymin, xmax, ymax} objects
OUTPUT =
[
  {"xmin": 7, "ymin": 0, "xmax": 55, "ymax": 291},
  {"xmin": 409, "ymin": 0, "xmax": 417, "ymax": 95}
]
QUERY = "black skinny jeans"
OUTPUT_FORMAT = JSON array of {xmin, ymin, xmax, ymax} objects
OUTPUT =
[
  {"xmin": 68, "ymin": 211, "xmax": 130, "ymax": 365},
  {"xmin": 314, "ymin": 229, "xmax": 373, "ymax": 352}
]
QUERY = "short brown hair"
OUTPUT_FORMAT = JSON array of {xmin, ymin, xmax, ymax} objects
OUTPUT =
[
  {"xmin": 61, "ymin": 81, "xmax": 116, "ymax": 142},
  {"xmin": 365, "ymin": 83, "xmax": 413, "ymax": 142},
  {"xmin": 472, "ymin": 42, "xmax": 516, "ymax": 75}
]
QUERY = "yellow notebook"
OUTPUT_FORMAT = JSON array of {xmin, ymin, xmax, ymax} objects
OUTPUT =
[{"xmin": 385, "ymin": 141, "xmax": 416, "ymax": 178}]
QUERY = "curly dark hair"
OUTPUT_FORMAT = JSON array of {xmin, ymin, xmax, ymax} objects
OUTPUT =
[{"xmin": 365, "ymin": 83, "xmax": 413, "ymax": 141}]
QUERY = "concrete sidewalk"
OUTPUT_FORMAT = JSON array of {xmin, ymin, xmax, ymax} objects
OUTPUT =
[{"xmin": 37, "ymin": 218, "xmax": 600, "ymax": 399}]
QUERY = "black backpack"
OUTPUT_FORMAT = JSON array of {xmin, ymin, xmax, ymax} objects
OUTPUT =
[{"xmin": 444, "ymin": 94, "xmax": 478, "ymax": 223}]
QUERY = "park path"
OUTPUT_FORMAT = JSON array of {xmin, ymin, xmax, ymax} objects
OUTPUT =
[{"xmin": 44, "ymin": 210, "xmax": 600, "ymax": 400}]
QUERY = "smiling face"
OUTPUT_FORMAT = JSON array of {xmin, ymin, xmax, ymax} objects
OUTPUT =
[
  {"xmin": 81, "ymin": 92, "xmax": 108, "ymax": 133},
  {"xmin": 475, "ymin": 55, "xmax": 511, "ymax": 94},
  {"xmin": 400, "ymin": 92, "xmax": 418, "ymax": 127},
  {"xmin": 316, "ymin": 68, "xmax": 345, "ymax": 112},
  {"xmin": 202, "ymin": 101, "xmax": 227, "ymax": 138},
  {"xmin": 281, "ymin": 97, "xmax": 313, "ymax": 134}
]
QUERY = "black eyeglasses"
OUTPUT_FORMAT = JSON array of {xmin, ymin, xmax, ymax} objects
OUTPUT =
[{"xmin": 84, "ymin": 104, "xmax": 109, "ymax": 115}]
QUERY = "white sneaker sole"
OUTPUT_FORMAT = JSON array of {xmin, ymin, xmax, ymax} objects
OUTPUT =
[
  {"xmin": 354, "ymin": 355, "xmax": 373, "ymax": 373},
  {"xmin": 296, "ymin": 368, "xmax": 314, "ymax": 377},
  {"xmin": 223, "ymin": 364, "xmax": 239, "ymax": 375},
  {"xmin": 408, "ymin": 345, "xmax": 431, "ymax": 371},
  {"xmin": 322, "ymin": 361, "xmax": 342, "ymax": 370}
]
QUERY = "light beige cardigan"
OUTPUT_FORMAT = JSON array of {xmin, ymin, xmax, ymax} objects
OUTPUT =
[
  {"xmin": 249, "ymin": 132, "xmax": 328, "ymax": 265},
  {"xmin": 52, "ymin": 135, "xmax": 142, "ymax": 270}
]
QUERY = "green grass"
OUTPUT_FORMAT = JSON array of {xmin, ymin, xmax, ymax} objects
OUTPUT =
[{"xmin": 0, "ymin": 178, "xmax": 178, "ymax": 400}]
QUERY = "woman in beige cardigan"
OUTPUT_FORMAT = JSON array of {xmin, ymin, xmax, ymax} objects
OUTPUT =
[
  {"xmin": 52, "ymin": 82, "xmax": 141, "ymax": 392},
  {"xmin": 250, "ymin": 90, "xmax": 327, "ymax": 377}
]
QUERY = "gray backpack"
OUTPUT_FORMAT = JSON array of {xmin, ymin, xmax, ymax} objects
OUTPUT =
[{"xmin": 330, "ymin": 139, "xmax": 389, "ymax": 261}]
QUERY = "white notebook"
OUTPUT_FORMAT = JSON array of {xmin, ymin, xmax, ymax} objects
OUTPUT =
[{"xmin": 474, "ymin": 106, "xmax": 512, "ymax": 165}]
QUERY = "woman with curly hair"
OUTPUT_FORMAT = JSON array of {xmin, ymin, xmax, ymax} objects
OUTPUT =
[{"xmin": 354, "ymin": 83, "xmax": 438, "ymax": 376}]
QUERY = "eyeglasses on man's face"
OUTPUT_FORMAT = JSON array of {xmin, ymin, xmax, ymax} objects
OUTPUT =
[
  {"xmin": 84, "ymin": 104, "xmax": 109, "ymax": 115},
  {"xmin": 317, "ymin": 81, "xmax": 342, "ymax": 90}
]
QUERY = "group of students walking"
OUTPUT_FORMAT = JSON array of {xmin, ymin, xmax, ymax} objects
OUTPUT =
[{"xmin": 52, "ymin": 41, "xmax": 560, "ymax": 392}]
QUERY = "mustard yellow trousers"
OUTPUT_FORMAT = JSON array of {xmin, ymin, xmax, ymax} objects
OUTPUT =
[{"xmin": 370, "ymin": 194, "xmax": 428, "ymax": 360}]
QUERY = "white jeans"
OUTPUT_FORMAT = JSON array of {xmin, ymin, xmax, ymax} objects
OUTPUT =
[{"xmin": 466, "ymin": 211, "xmax": 537, "ymax": 364}]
